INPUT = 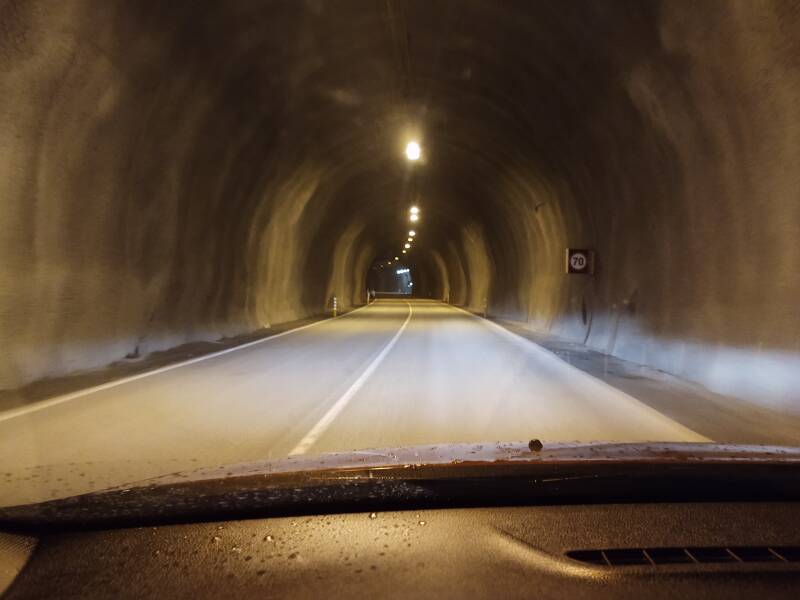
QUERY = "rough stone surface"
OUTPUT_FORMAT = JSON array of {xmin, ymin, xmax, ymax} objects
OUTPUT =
[{"xmin": 1, "ymin": 1, "xmax": 798, "ymax": 412}]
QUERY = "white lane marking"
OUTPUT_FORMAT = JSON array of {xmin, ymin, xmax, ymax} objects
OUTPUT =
[
  {"xmin": 446, "ymin": 303, "xmax": 710, "ymax": 442},
  {"xmin": 0, "ymin": 304, "xmax": 372, "ymax": 423},
  {"xmin": 289, "ymin": 301, "xmax": 414, "ymax": 455}
]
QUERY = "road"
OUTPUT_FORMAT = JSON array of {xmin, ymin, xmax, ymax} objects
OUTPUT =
[{"xmin": 0, "ymin": 300, "xmax": 706, "ymax": 507}]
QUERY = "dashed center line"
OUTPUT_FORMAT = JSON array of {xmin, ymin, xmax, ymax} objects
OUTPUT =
[{"xmin": 289, "ymin": 301, "xmax": 413, "ymax": 455}]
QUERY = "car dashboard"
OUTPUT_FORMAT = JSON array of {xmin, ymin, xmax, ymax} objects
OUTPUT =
[{"xmin": 3, "ymin": 501, "xmax": 800, "ymax": 598}]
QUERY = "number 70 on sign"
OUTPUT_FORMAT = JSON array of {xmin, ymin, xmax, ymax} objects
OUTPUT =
[{"xmin": 566, "ymin": 248, "xmax": 595, "ymax": 274}]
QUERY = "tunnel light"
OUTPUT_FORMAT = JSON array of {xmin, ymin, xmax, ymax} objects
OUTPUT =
[
  {"xmin": 409, "ymin": 206, "xmax": 419, "ymax": 214},
  {"xmin": 408, "ymin": 230, "xmax": 416, "ymax": 237},
  {"xmin": 409, "ymin": 213, "xmax": 419, "ymax": 222},
  {"xmin": 405, "ymin": 141, "xmax": 421, "ymax": 161},
  {"xmin": 404, "ymin": 243, "xmax": 411, "ymax": 249},
  {"xmin": 394, "ymin": 256, "xmax": 399, "ymax": 260},
  {"xmin": 396, "ymin": 268, "xmax": 410, "ymax": 275},
  {"xmin": 402, "ymin": 250, "xmax": 407, "ymax": 254},
  {"xmin": 407, "ymin": 237, "xmax": 413, "ymax": 242}
]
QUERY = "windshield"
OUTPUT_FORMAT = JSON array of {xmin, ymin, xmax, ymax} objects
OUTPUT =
[{"xmin": 1, "ymin": 0, "xmax": 799, "ymax": 512}]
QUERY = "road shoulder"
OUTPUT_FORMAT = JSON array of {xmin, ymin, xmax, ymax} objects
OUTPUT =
[
  {"xmin": 0, "ymin": 309, "xmax": 365, "ymax": 417},
  {"xmin": 478, "ymin": 312, "xmax": 800, "ymax": 445}
]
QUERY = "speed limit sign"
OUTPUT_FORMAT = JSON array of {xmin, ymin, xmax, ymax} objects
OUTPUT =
[{"xmin": 566, "ymin": 249, "xmax": 594, "ymax": 274}]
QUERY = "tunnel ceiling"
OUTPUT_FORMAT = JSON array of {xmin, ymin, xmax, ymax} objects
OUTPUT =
[
  {"xmin": 113, "ymin": 0, "xmax": 651, "ymax": 266},
  {"xmin": 2, "ymin": 0, "xmax": 800, "ymax": 409}
]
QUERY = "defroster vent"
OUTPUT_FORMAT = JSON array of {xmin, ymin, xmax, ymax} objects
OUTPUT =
[{"xmin": 566, "ymin": 546, "xmax": 800, "ymax": 567}]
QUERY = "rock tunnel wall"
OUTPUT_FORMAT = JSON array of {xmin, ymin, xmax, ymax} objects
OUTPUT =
[
  {"xmin": 441, "ymin": 1, "xmax": 800, "ymax": 413},
  {"xmin": 1, "ymin": 0, "xmax": 799, "ymax": 416},
  {"xmin": 0, "ymin": 1, "xmax": 370, "ymax": 390}
]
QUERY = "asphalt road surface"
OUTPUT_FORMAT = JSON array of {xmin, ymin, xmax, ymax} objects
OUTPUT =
[{"xmin": 0, "ymin": 300, "xmax": 706, "ymax": 507}]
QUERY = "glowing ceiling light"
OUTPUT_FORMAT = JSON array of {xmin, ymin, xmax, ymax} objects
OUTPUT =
[
  {"xmin": 409, "ymin": 206, "xmax": 419, "ymax": 214},
  {"xmin": 408, "ymin": 230, "xmax": 416, "ymax": 237},
  {"xmin": 394, "ymin": 256, "xmax": 399, "ymax": 260},
  {"xmin": 402, "ymin": 249, "xmax": 407, "ymax": 254},
  {"xmin": 407, "ymin": 237, "xmax": 413, "ymax": 242},
  {"xmin": 405, "ymin": 141, "xmax": 421, "ymax": 161},
  {"xmin": 409, "ymin": 213, "xmax": 419, "ymax": 222},
  {"xmin": 404, "ymin": 243, "xmax": 411, "ymax": 249}
]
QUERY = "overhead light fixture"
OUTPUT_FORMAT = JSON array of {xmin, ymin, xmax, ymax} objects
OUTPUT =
[
  {"xmin": 407, "ymin": 237, "xmax": 413, "ymax": 242},
  {"xmin": 402, "ymin": 249, "xmax": 407, "ymax": 254},
  {"xmin": 408, "ymin": 230, "xmax": 416, "ymax": 237},
  {"xmin": 409, "ymin": 214, "xmax": 419, "ymax": 222},
  {"xmin": 394, "ymin": 256, "xmax": 399, "ymax": 260},
  {"xmin": 404, "ymin": 243, "xmax": 411, "ymax": 249},
  {"xmin": 405, "ymin": 141, "xmax": 421, "ymax": 161},
  {"xmin": 409, "ymin": 206, "xmax": 420, "ymax": 214}
]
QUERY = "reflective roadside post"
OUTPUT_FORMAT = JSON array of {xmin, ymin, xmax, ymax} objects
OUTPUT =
[
  {"xmin": 483, "ymin": 297, "xmax": 488, "ymax": 318},
  {"xmin": 332, "ymin": 295, "xmax": 338, "ymax": 318}
]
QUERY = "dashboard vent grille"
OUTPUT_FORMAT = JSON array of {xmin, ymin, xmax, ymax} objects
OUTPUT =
[{"xmin": 566, "ymin": 546, "xmax": 800, "ymax": 567}]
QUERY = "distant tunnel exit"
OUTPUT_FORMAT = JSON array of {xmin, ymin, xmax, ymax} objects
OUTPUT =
[{"xmin": 367, "ymin": 261, "xmax": 414, "ymax": 296}]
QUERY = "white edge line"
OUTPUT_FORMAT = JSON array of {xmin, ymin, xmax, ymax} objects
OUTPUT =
[
  {"xmin": 0, "ymin": 303, "xmax": 373, "ymax": 423},
  {"xmin": 289, "ymin": 301, "xmax": 413, "ymax": 455},
  {"xmin": 446, "ymin": 303, "xmax": 711, "ymax": 442}
]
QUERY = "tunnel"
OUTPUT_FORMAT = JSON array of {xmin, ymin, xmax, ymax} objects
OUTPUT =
[{"xmin": 1, "ymin": 0, "xmax": 799, "ymax": 416}]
